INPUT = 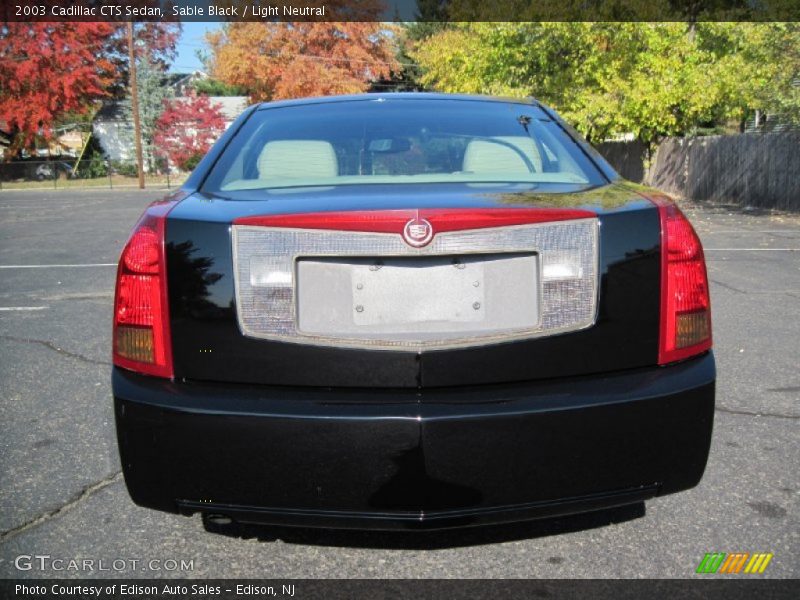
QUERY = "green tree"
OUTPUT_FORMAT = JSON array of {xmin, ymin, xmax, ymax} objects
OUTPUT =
[
  {"xmin": 387, "ymin": 3, "xmax": 451, "ymax": 91},
  {"xmin": 445, "ymin": 0, "xmax": 799, "ymax": 21},
  {"xmin": 192, "ymin": 78, "xmax": 246, "ymax": 97},
  {"xmin": 410, "ymin": 23, "xmax": 800, "ymax": 149},
  {"xmin": 122, "ymin": 53, "xmax": 173, "ymax": 171},
  {"xmin": 721, "ymin": 23, "xmax": 800, "ymax": 126}
]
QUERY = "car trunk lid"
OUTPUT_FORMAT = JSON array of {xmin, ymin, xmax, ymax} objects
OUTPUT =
[{"xmin": 165, "ymin": 183, "xmax": 661, "ymax": 388}]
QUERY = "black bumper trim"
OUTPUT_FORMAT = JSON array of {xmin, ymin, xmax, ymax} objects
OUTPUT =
[
  {"xmin": 178, "ymin": 486, "xmax": 659, "ymax": 531},
  {"xmin": 114, "ymin": 353, "xmax": 715, "ymax": 530}
]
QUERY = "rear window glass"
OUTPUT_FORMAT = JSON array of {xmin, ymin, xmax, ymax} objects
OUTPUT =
[{"xmin": 202, "ymin": 98, "xmax": 605, "ymax": 194}]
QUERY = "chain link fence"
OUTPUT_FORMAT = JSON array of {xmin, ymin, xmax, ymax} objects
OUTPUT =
[{"xmin": 0, "ymin": 159, "xmax": 188, "ymax": 191}]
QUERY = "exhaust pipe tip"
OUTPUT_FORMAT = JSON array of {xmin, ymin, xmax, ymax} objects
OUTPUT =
[{"xmin": 203, "ymin": 513, "xmax": 234, "ymax": 526}]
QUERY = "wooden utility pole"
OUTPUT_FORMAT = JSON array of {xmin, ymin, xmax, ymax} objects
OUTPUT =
[{"xmin": 127, "ymin": 22, "xmax": 145, "ymax": 189}]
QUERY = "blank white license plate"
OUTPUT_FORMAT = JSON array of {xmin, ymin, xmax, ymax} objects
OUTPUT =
[
  {"xmin": 352, "ymin": 258, "xmax": 485, "ymax": 326},
  {"xmin": 296, "ymin": 254, "xmax": 540, "ymax": 341}
]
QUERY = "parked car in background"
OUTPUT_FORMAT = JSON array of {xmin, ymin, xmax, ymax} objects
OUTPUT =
[
  {"xmin": 112, "ymin": 93, "xmax": 714, "ymax": 531},
  {"xmin": 33, "ymin": 160, "xmax": 75, "ymax": 181},
  {"xmin": 0, "ymin": 157, "xmax": 75, "ymax": 182}
]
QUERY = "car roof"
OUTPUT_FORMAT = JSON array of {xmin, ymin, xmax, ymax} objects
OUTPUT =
[{"xmin": 255, "ymin": 92, "xmax": 541, "ymax": 111}]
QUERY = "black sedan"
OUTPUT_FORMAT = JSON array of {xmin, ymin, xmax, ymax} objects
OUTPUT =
[{"xmin": 112, "ymin": 93, "xmax": 714, "ymax": 531}]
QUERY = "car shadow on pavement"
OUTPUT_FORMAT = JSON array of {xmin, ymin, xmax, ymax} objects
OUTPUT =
[{"xmin": 201, "ymin": 503, "xmax": 646, "ymax": 549}]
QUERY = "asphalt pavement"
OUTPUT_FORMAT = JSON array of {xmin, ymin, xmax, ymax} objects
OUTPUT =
[{"xmin": 0, "ymin": 188, "xmax": 797, "ymax": 578}]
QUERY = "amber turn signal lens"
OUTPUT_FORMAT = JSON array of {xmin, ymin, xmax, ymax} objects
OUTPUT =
[
  {"xmin": 115, "ymin": 326, "xmax": 155, "ymax": 364},
  {"xmin": 676, "ymin": 310, "xmax": 711, "ymax": 349}
]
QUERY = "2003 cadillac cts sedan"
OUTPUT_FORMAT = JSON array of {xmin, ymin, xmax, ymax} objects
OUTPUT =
[{"xmin": 112, "ymin": 93, "xmax": 714, "ymax": 532}]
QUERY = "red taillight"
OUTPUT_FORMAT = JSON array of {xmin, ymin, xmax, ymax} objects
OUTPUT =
[
  {"xmin": 655, "ymin": 199, "xmax": 712, "ymax": 364},
  {"xmin": 113, "ymin": 201, "xmax": 176, "ymax": 378}
]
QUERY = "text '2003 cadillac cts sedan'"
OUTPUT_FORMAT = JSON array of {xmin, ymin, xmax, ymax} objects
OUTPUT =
[{"xmin": 112, "ymin": 93, "xmax": 714, "ymax": 531}]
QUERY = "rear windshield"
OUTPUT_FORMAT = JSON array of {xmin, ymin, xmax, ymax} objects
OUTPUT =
[{"xmin": 202, "ymin": 98, "xmax": 606, "ymax": 194}]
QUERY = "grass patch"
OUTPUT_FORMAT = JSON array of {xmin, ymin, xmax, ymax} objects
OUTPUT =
[{"xmin": 0, "ymin": 174, "xmax": 188, "ymax": 191}]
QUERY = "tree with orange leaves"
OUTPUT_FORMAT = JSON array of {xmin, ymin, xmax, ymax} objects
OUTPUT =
[{"xmin": 207, "ymin": 17, "xmax": 399, "ymax": 101}]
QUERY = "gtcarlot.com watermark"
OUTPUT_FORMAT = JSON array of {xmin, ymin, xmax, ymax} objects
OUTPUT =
[{"xmin": 14, "ymin": 554, "xmax": 194, "ymax": 573}]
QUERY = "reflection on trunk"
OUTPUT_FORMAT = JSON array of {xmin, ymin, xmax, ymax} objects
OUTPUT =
[{"xmin": 167, "ymin": 240, "xmax": 225, "ymax": 319}]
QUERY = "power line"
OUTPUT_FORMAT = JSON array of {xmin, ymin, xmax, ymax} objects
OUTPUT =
[
  {"xmin": 0, "ymin": 55, "xmax": 34, "ymax": 62},
  {"xmin": 178, "ymin": 40, "xmax": 418, "ymax": 68},
  {"xmin": 200, "ymin": 51, "xmax": 417, "ymax": 69},
  {"xmin": 270, "ymin": 52, "xmax": 417, "ymax": 68}
]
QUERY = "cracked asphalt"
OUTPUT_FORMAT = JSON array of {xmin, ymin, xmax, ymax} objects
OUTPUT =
[{"xmin": 0, "ymin": 188, "xmax": 797, "ymax": 579}]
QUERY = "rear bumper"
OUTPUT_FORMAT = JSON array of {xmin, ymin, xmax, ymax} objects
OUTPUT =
[{"xmin": 113, "ymin": 353, "xmax": 715, "ymax": 531}]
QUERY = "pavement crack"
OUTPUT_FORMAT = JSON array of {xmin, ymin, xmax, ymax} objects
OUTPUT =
[
  {"xmin": 0, "ymin": 334, "xmax": 110, "ymax": 367},
  {"xmin": 715, "ymin": 405, "xmax": 799, "ymax": 420},
  {"xmin": 710, "ymin": 278, "xmax": 747, "ymax": 294},
  {"xmin": 0, "ymin": 471, "xmax": 123, "ymax": 542}
]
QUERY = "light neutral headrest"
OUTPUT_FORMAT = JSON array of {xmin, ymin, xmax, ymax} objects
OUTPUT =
[
  {"xmin": 462, "ymin": 136, "xmax": 542, "ymax": 174},
  {"xmin": 257, "ymin": 140, "xmax": 338, "ymax": 179}
]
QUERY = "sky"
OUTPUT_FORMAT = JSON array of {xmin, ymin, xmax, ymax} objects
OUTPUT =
[{"xmin": 173, "ymin": 22, "xmax": 219, "ymax": 73}]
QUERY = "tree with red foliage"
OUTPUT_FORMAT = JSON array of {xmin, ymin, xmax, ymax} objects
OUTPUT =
[
  {"xmin": 153, "ymin": 93, "xmax": 226, "ymax": 171},
  {"xmin": 0, "ymin": 22, "xmax": 116, "ymax": 153},
  {"xmin": 0, "ymin": 22, "xmax": 180, "ymax": 153}
]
